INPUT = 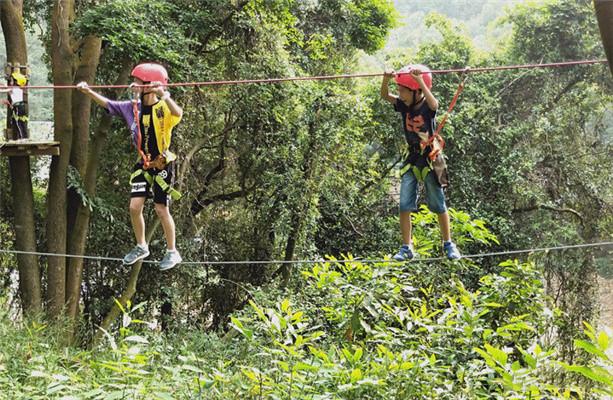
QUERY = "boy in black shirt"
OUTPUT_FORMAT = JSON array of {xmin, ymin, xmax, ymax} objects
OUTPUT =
[{"xmin": 381, "ymin": 64, "xmax": 461, "ymax": 261}]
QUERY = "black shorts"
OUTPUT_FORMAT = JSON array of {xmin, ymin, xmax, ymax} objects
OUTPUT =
[{"xmin": 130, "ymin": 162, "xmax": 174, "ymax": 205}]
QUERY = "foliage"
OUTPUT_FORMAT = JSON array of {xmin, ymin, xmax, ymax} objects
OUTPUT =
[{"xmin": 0, "ymin": 228, "xmax": 611, "ymax": 398}]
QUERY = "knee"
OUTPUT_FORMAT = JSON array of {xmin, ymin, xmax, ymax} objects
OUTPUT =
[
  {"xmin": 154, "ymin": 203, "xmax": 170, "ymax": 218},
  {"xmin": 129, "ymin": 201, "xmax": 144, "ymax": 216}
]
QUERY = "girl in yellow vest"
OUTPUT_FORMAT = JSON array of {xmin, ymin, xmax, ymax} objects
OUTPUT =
[{"xmin": 77, "ymin": 63, "xmax": 183, "ymax": 271}]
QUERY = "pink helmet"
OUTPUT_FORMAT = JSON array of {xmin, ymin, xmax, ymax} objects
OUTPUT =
[
  {"xmin": 131, "ymin": 63, "xmax": 169, "ymax": 84},
  {"xmin": 395, "ymin": 64, "xmax": 432, "ymax": 90}
]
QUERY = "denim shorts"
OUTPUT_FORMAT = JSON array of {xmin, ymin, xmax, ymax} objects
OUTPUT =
[{"xmin": 399, "ymin": 169, "xmax": 447, "ymax": 214}]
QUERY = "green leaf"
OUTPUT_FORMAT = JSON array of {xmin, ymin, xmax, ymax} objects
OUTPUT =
[
  {"xmin": 485, "ymin": 343, "xmax": 508, "ymax": 366},
  {"xmin": 597, "ymin": 331, "xmax": 610, "ymax": 352},
  {"xmin": 574, "ymin": 339, "xmax": 608, "ymax": 359},
  {"xmin": 124, "ymin": 335, "xmax": 149, "ymax": 344},
  {"xmin": 280, "ymin": 299, "xmax": 291, "ymax": 313},
  {"xmin": 562, "ymin": 365, "xmax": 613, "ymax": 385},
  {"xmin": 249, "ymin": 300, "xmax": 267, "ymax": 323}
]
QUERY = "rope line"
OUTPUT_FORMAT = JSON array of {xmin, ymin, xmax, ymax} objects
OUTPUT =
[
  {"xmin": 0, "ymin": 241, "xmax": 610, "ymax": 266},
  {"xmin": 9, "ymin": 59, "xmax": 608, "ymax": 90}
]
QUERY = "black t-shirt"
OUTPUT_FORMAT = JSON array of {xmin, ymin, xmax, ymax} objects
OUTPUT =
[
  {"xmin": 394, "ymin": 98, "xmax": 437, "ymax": 167},
  {"xmin": 140, "ymin": 102, "xmax": 160, "ymax": 159}
]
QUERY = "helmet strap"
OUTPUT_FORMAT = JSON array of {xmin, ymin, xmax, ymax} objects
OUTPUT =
[{"xmin": 410, "ymin": 90, "xmax": 424, "ymax": 108}]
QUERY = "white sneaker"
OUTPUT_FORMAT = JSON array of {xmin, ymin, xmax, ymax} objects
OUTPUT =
[
  {"xmin": 159, "ymin": 250, "xmax": 182, "ymax": 271},
  {"xmin": 123, "ymin": 245, "xmax": 150, "ymax": 265}
]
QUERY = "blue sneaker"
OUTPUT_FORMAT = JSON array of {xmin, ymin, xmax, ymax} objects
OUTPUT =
[
  {"xmin": 444, "ymin": 242, "xmax": 461, "ymax": 260},
  {"xmin": 393, "ymin": 245, "xmax": 415, "ymax": 261}
]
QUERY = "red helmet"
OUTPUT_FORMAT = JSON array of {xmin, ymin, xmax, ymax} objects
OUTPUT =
[
  {"xmin": 130, "ymin": 63, "xmax": 168, "ymax": 84},
  {"xmin": 395, "ymin": 64, "xmax": 432, "ymax": 90}
]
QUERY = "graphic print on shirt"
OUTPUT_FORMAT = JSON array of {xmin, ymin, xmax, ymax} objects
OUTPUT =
[{"xmin": 405, "ymin": 114, "xmax": 425, "ymax": 133}]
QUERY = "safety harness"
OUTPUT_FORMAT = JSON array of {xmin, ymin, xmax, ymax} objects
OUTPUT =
[
  {"xmin": 129, "ymin": 168, "xmax": 182, "ymax": 200},
  {"xmin": 399, "ymin": 71, "xmax": 469, "ymax": 185},
  {"xmin": 130, "ymin": 94, "xmax": 182, "ymax": 200}
]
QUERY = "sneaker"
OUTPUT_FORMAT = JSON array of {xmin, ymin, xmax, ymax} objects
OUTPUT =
[
  {"xmin": 393, "ymin": 245, "xmax": 415, "ymax": 261},
  {"xmin": 159, "ymin": 250, "xmax": 182, "ymax": 271},
  {"xmin": 123, "ymin": 245, "xmax": 150, "ymax": 265},
  {"xmin": 443, "ymin": 241, "xmax": 462, "ymax": 260}
]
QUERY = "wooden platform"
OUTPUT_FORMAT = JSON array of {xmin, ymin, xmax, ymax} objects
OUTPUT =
[{"xmin": 0, "ymin": 140, "xmax": 60, "ymax": 156}]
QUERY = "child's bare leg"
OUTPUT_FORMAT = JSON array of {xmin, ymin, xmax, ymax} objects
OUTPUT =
[
  {"xmin": 400, "ymin": 210, "xmax": 413, "ymax": 245},
  {"xmin": 155, "ymin": 203, "xmax": 176, "ymax": 250},
  {"xmin": 437, "ymin": 211, "xmax": 451, "ymax": 242},
  {"xmin": 129, "ymin": 197, "xmax": 147, "ymax": 245}
]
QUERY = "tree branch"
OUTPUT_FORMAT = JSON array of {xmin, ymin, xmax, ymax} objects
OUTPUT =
[
  {"xmin": 359, "ymin": 157, "xmax": 401, "ymax": 192},
  {"xmin": 512, "ymin": 203, "xmax": 585, "ymax": 225},
  {"xmin": 191, "ymin": 189, "xmax": 248, "ymax": 215}
]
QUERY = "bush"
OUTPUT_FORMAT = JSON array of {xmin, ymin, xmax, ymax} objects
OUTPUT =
[{"xmin": 0, "ymin": 211, "xmax": 610, "ymax": 399}]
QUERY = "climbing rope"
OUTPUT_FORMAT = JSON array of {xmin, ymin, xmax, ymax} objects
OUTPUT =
[
  {"xmin": 0, "ymin": 241, "xmax": 610, "ymax": 266},
  {"xmin": 7, "ymin": 59, "xmax": 608, "ymax": 90}
]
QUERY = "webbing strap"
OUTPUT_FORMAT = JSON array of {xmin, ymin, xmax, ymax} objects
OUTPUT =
[
  {"xmin": 132, "ymin": 99, "xmax": 150, "ymax": 169},
  {"xmin": 422, "ymin": 71, "xmax": 469, "ymax": 160},
  {"xmin": 129, "ymin": 169, "xmax": 152, "ymax": 185},
  {"xmin": 129, "ymin": 168, "xmax": 182, "ymax": 200},
  {"xmin": 154, "ymin": 174, "xmax": 182, "ymax": 200}
]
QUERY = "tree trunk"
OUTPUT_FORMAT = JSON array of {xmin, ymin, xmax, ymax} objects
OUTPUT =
[
  {"xmin": 1, "ymin": 0, "xmax": 42, "ymax": 314},
  {"xmin": 280, "ymin": 117, "xmax": 322, "ymax": 288},
  {"xmin": 64, "ymin": 35, "xmax": 102, "ymax": 321},
  {"xmin": 47, "ymin": 0, "xmax": 75, "ymax": 317},
  {"xmin": 93, "ymin": 220, "xmax": 161, "ymax": 346},
  {"xmin": 66, "ymin": 61, "xmax": 131, "ymax": 322},
  {"xmin": 594, "ymin": 0, "xmax": 613, "ymax": 76},
  {"xmin": 8, "ymin": 158, "xmax": 41, "ymax": 313},
  {"xmin": 66, "ymin": 35, "xmax": 101, "ymax": 235}
]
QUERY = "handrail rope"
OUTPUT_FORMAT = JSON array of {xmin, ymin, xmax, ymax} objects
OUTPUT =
[
  {"xmin": 421, "ymin": 71, "xmax": 469, "ymax": 157},
  {"xmin": 6, "ymin": 59, "xmax": 608, "ymax": 90},
  {"xmin": 433, "ymin": 72, "xmax": 469, "ymax": 137},
  {"xmin": 0, "ymin": 241, "xmax": 610, "ymax": 266}
]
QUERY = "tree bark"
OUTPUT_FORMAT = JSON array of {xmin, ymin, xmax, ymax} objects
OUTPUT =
[
  {"xmin": 66, "ymin": 35, "xmax": 101, "ymax": 237},
  {"xmin": 64, "ymin": 35, "xmax": 102, "ymax": 320},
  {"xmin": 1, "ymin": 0, "xmax": 42, "ymax": 314},
  {"xmin": 594, "ymin": 0, "xmax": 613, "ymax": 76},
  {"xmin": 93, "ymin": 220, "xmax": 160, "ymax": 346},
  {"xmin": 46, "ymin": 0, "xmax": 75, "ymax": 317},
  {"xmin": 66, "ymin": 61, "xmax": 131, "ymax": 322},
  {"xmin": 280, "ymin": 115, "xmax": 323, "ymax": 288}
]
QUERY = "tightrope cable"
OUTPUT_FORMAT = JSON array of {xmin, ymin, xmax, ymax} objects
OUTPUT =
[{"xmin": 0, "ymin": 241, "xmax": 610, "ymax": 266}]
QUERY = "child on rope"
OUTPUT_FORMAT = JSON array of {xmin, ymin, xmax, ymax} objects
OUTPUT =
[
  {"xmin": 77, "ymin": 63, "xmax": 183, "ymax": 271},
  {"xmin": 381, "ymin": 64, "xmax": 461, "ymax": 261}
]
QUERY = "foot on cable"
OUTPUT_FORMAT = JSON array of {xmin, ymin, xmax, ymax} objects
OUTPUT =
[
  {"xmin": 392, "ymin": 244, "xmax": 416, "ymax": 262},
  {"xmin": 159, "ymin": 250, "xmax": 182, "ymax": 271},
  {"xmin": 443, "ymin": 241, "xmax": 462, "ymax": 260},
  {"xmin": 123, "ymin": 244, "xmax": 150, "ymax": 265}
]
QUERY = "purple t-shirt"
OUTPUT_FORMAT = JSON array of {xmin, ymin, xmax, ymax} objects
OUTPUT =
[{"xmin": 106, "ymin": 100, "xmax": 139, "ymax": 146}]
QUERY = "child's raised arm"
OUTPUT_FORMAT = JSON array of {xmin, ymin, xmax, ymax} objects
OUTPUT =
[
  {"xmin": 411, "ymin": 68, "xmax": 438, "ymax": 111},
  {"xmin": 149, "ymin": 81, "xmax": 182, "ymax": 118},
  {"xmin": 380, "ymin": 70, "xmax": 398, "ymax": 104},
  {"xmin": 76, "ymin": 82, "xmax": 110, "ymax": 108}
]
